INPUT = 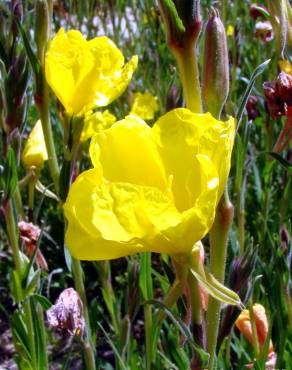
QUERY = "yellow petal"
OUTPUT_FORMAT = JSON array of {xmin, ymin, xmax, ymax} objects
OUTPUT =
[
  {"xmin": 22, "ymin": 120, "xmax": 48, "ymax": 169},
  {"xmin": 152, "ymin": 108, "xmax": 235, "ymax": 210},
  {"xmin": 130, "ymin": 92, "xmax": 160, "ymax": 120},
  {"xmin": 45, "ymin": 29, "xmax": 138, "ymax": 115},
  {"xmin": 164, "ymin": 154, "xmax": 219, "ymax": 250},
  {"xmin": 90, "ymin": 115, "xmax": 168, "ymax": 191},
  {"xmin": 64, "ymin": 169, "xmax": 182, "ymax": 260},
  {"xmin": 279, "ymin": 59, "xmax": 292, "ymax": 75}
]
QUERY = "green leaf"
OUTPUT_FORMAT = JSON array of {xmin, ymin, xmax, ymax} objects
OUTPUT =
[
  {"xmin": 31, "ymin": 294, "xmax": 52, "ymax": 310},
  {"xmin": 144, "ymin": 299, "xmax": 209, "ymax": 365},
  {"xmin": 191, "ymin": 269, "xmax": 243, "ymax": 308},
  {"xmin": 139, "ymin": 252, "xmax": 153, "ymax": 300},
  {"xmin": 158, "ymin": 0, "xmax": 186, "ymax": 43},
  {"xmin": 10, "ymin": 270, "xmax": 24, "ymax": 303},
  {"xmin": 267, "ymin": 152, "xmax": 292, "ymax": 172},
  {"xmin": 14, "ymin": 17, "xmax": 41, "ymax": 84},
  {"xmin": 35, "ymin": 180, "xmax": 60, "ymax": 202},
  {"xmin": 236, "ymin": 59, "xmax": 270, "ymax": 131},
  {"xmin": 97, "ymin": 322, "xmax": 129, "ymax": 370},
  {"xmin": 30, "ymin": 299, "xmax": 48, "ymax": 369},
  {"xmin": 24, "ymin": 270, "xmax": 41, "ymax": 297}
]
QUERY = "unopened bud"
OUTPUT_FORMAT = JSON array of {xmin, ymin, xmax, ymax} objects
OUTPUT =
[
  {"xmin": 35, "ymin": 0, "xmax": 50, "ymax": 62},
  {"xmin": 202, "ymin": 8, "xmax": 229, "ymax": 118},
  {"xmin": 250, "ymin": 4, "xmax": 269, "ymax": 20},
  {"xmin": 166, "ymin": 83, "xmax": 182, "ymax": 111},
  {"xmin": 22, "ymin": 120, "xmax": 48, "ymax": 169},
  {"xmin": 267, "ymin": 0, "xmax": 287, "ymax": 57},
  {"xmin": 158, "ymin": 0, "xmax": 201, "ymax": 47}
]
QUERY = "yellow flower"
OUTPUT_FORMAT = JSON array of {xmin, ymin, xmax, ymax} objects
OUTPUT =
[
  {"xmin": 279, "ymin": 59, "xmax": 292, "ymax": 75},
  {"xmin": 235, "ymin": 304, "xmax": 274, "ymax": 354},
  {"xmin": 45, "ymin": 28, "xmax": 138, "ymax": 116},
  {"xmin": 130, "ymin": 92, "xmax": 160, "ymax": 120},
  {"xmin": 227, "ymin": 25, "xmax": 234, "ymax": 37},
  {"xmin": 64, "ymin": 109, "xmax": 235, "ymax": 260},
  {"xmin": 22, "ymin": 120, "xmax": 48, "ymax": 169},
  {"xmin": 81, "ymin": 110, "xmax": 117, "ymax": 142}
]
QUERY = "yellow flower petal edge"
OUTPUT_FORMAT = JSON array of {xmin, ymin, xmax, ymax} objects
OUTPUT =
[
  {"xmin": 45, "ymin": 28, "xmax": 138, "ymax": 116},
  {"xmin": 130, "ymin": 92, "xmax": 160, "ymax": 120},
  {"xmin": 64, "ymin": 108, "xmax": 235, "ymax": 260},
  {"xmin": 22, "ymin": 120, "xmax": 48, "ymax": 169}
]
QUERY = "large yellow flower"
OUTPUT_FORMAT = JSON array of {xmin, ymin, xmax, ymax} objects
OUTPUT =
[
  {"xmin": 64, "ymin": 109, "xmax": 235, "ymax": 260},
  {"xmin": 45, "ymin": 28, "xmax": 138, "ymax": 116},
  {"xmin": 22, "ymin": 120, "xmax": 48, "ymax": 169}
]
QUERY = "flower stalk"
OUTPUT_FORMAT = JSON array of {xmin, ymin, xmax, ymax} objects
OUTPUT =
[{"xmin": 206, "ymin": 190, "xmax": 234, "ymax": 370}]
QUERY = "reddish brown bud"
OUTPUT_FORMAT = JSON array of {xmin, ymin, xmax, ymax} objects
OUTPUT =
[
  {"xmin": 246, "ymin": 95, "xmax": 260, "ymax": 121},
  {"xmin": 250, "ymin": 4, "xmax": 269, "ymax": 20},
  {"xmin": 275, "ymin": 72, "xmax": 292, "ymax": 104}
]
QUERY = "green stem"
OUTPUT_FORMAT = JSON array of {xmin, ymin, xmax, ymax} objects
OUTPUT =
[
  {"xmin": 37, "ymin": 77, "xmax": 60, "ymax": 194},
  {"xmin": 206, "ymin": 190, "xmax": 234, "ymax": 370},
  {"xmin": 5, "ymin": 200, "xmax": 22, "ymax": 274},
  {"xmin": 97, "ymin": 261, "xmax": 120, "ymax": 336},
  {"xmin": 145, "ymin": 303, "xmax": 153, "ymax": 370},
  {"xmin": 71, "ymin": 257, "xmax": 96, "ymax": 370},
  {"xmin": 157, "ymin": 261, "xmax": 188, "ymax": 324},
  {"xmin": 14, "ymin": 185, "xmax": 25, "ymax": 220},
  {"xmin": 249, "ymin": 302, "xmax": 260, "ymax": 358},
  {"xmin": 172, "ymin": 41, "xmax": 202, "ymax": 113}
]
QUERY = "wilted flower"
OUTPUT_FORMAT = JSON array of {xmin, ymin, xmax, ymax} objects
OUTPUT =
[
  {"xmin": 263, "ymin": 72, "xmax": 292, "ymax": 119},
  {"xmin": 46, "ymin": 288, "xmax": 85, "ymax": 336},
  {"xmin": 18, "ymin": 221, "xmax": 48, "ymax": 270},
  {"xmin": 45, "ymin": 28, "xmax": 138, "ymax": 116},
  {"xmin": 80, "ymin": 110, "xmax": 117, "ymax": 142},
  {"xmin": 22, "ymin": 120, "xmax": 48, "ymax": 169},
  {"xmin": 246, "ymin": 95, "xmax": 260, "ymax": 121},
  {"xmin": 235, "ymin": 304, "xmax": 276, "ymax": 368},
  {"xmin": 255, "ymin": 21, "xmax": 274, "ymax": 42},
  {"xmin": 64, "ymin": 109, "xmax": 235, "ymax": 260},
  {"xmin": 130, "ymin": 92, "xmax": 160, "ymax": 121}
]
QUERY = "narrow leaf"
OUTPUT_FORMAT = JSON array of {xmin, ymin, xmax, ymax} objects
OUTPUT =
[
  {"xmin": 236, "ymin": 59, "xmax": 270, "ymax": 131},
  {"xmin": 191, "ymin": 269, "xmax": 243, "ymax": 307}
]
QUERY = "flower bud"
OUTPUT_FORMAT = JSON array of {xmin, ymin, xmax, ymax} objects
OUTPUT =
[
  {"xmin": 22, "ymin": 120, "xmax": 48, "ymax": 169},
  {"xmin": 35, "ymin": 0, "xmax": 50, "ymax": 62},
  {"xmin": 158, "ymin": 0, "xmax": 202, "ymax": 47},
  {"xmin": 202, "ymin": 8, "xmax": 229, "ymax": 118},
  {"xmin": 267, "ymin": 0, "xmax": 287, "ymax": 57},
  {"xmin": 235, "ymin": 304, "xmax": 274, "ymax": 354}
]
